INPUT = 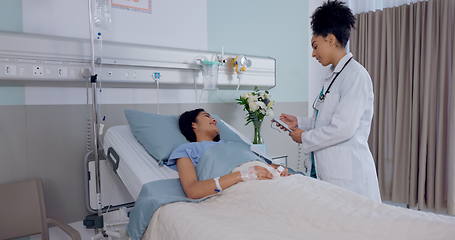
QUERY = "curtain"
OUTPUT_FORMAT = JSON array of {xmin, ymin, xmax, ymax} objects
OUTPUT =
[
  {"xmin": 350, "ymin": 0, "xmax": 455, "ymax": 214},
  {"xmin": 347, "ymin": 0, "xmax": 426, "ymax": 14},
  {"xmin": 447, "ymin": 0, "xmax": 455, "ymax": 215}
]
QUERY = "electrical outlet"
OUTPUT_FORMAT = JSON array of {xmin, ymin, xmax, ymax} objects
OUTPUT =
[
  {"xmin": 4, "ymin": 65, "xmax": 17, "ymax": 76},
  {"xmin": 57, "ymin": 67, "xmax": 68, "ymax": 78},
  {"xmin": 33, "ymin": 65, "xmax": 44, "ymax": 76}
]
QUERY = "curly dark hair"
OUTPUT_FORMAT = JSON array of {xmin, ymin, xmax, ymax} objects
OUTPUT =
[
  {"xmin": 311, "ymin": 0, "xmax": 355, "ymax": 47},
  {"xmin": 179, "ymin": 108, "xmax": 220, "ymax": 142}
]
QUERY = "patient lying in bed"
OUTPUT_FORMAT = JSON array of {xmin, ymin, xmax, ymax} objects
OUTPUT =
[
  {"xmin": 165, "ymin": 108, "xmax": 290, "ymax": 199},
  {"xmin": 127, "ymin": 109, "xmax": 455, "ymax": 240}
]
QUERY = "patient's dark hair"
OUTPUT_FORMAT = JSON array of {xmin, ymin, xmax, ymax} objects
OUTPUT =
[
  {"xmin": 311, "ymin": 0, "xmax": 355, "ymax": 47},
  {"xmin": 179, "ymin": 108, "xmax": 220, "ymax": 142}
]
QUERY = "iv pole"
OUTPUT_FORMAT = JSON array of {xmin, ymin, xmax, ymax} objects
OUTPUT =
[{"xmin": 87, "ymin": 0, "xmax": 105, "ymax": 237}]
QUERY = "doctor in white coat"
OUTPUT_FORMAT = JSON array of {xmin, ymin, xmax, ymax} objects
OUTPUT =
[{"xmin": 279, "ymin": 0, "xmax": 381, "ymax": 202}]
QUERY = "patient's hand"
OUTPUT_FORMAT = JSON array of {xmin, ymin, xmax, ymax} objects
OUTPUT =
[
  {"xmin": 241, "ymin": 166, "xmax": 274, "ymax": 181},
  {"xmin": 270, "ymin": 164, "xmax": 290, "ymax": 176},
  {"xmin": 254, "ymin": 166, "xmax": 274, "ymax": 180},
  {"xmin": 279, "ymin": 167, "xmax": 289, "ymax": 176}
]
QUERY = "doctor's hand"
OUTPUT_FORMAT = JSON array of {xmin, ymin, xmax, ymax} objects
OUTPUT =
[
  {"xmin": 289, "ymin": 128, "xmax": 304, "ymax": 143},
  {"xmin": 279, "ymin": 114, "xmax": 298, "ymax": 130}
]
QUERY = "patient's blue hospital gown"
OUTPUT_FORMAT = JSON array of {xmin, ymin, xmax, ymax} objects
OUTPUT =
[{"xmin": 166, "ymin": 140, "xmax": 224, "ymax": 170}]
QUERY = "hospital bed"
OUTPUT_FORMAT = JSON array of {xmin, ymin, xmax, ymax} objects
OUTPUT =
[
  {"xmin": 103, "ymin": 124, "xmax": 455, "ymax": 240},
  {"xmin": 103, "ymin": 125, "xmax": 178, "ymax": 200}
]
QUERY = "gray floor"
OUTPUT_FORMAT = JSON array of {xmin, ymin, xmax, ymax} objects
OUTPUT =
[{"xmin": 25, "ymin": 221, "xmax": 96, "ymax": 240}]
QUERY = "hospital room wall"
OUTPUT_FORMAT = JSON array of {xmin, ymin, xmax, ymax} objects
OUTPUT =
[
  {"xmin": 0, "ymin": 0, "xmax": 311, "ymax": 223},
  {"xmin": 207, "ymin": 0, "xmax": 309, "ymax": 102},
  {"xmin": 0, "ymin": 0, "xmax": 25, "ymax": 105}
]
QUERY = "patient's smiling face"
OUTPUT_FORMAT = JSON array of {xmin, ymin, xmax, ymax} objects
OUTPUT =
[{"xmin": 192, "ymin": 111, "xmax": 219, "ymax": 140}]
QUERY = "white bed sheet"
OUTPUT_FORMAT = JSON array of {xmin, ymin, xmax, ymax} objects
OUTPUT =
[
  {"xmin": 142, "ymin": 175, "xmax": 455, "ymax": 240},
  {"xmin": 103, "ymin": 125, "xmax": 178, "ymax": 199}
]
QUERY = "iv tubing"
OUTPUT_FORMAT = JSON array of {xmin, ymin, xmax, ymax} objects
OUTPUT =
[{"xmin": 155, "ymin": 78, "xmax": 160, "ymax": 114}]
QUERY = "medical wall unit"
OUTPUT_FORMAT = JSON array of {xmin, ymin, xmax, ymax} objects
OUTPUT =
[{"xmin": 0, "ymin": 31, "xmax": 276, "ymax": 89}]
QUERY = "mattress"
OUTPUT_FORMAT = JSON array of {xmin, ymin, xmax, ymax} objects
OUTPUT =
[{"xmin": 103, "ymin": 125, "xmax": 178, "ymax": 199}]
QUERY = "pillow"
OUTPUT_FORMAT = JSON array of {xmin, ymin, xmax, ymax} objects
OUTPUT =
[
  {"xmin": 124, "ymin": 110, "xmax": 252, "ymax": 165},
  {"xmin": 124, "ymin": 109, "xmax": 188, "ymax": 165},
  {"xmin": 212, "ymin": 114, "xmax": 251, "ymax": 146}
]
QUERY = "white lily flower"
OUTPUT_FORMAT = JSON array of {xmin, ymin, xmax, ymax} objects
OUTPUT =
[
  {"xmin": 249, "ymin": 101, "xmax": 259, "ymax": 112},
  {"xmin": 247, "ymin": 96, "xmax": 255, "ymax": 104},
  {"xmin": 247, "ymin": 96, "xmax": 258, "ymax": 107}
]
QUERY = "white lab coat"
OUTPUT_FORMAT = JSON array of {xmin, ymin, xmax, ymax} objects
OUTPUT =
[{"xmin": 299, "ymin": 53, "xmax": 381, "ymax": 202}]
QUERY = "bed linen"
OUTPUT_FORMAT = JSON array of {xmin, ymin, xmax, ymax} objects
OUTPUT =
[{"xmin": 142, "ymin": 175, "xmax": 455, "ymax": 240}]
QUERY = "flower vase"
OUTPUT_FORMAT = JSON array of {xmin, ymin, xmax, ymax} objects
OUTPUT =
[{"xmin": 252, "ymin": 120, "xmax": 263, "ymax": 144}]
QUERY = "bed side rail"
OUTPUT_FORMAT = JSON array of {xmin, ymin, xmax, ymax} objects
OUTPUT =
[{"xmin": 106, "ymin": 147, "xmax": 120, "ymax": 173}]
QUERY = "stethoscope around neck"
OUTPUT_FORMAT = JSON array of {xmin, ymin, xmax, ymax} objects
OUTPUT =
[
  {"xmin": 313, "ymin": 57, "xmax": 353, "ymax": 112},
  {"xmin": 317, "ymin": 57, "xmax": 353, "ymax": 102}
]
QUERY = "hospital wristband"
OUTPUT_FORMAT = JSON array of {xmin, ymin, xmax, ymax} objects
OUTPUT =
[{"xmin": 214, "ymin": 177, "xmax": 222, "ymax": 193}]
